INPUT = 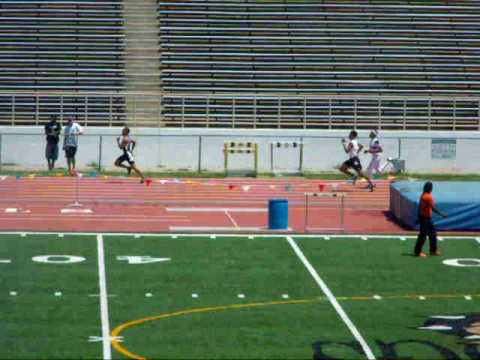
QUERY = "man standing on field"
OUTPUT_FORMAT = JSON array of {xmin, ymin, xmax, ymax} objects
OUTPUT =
[
  {"xmin": 44, "ymin": 115, "xmax": 61, "ymax": 170},
  {"xmin": 63, "ymin": 117, "xmax": 84, "ymax": 175}
]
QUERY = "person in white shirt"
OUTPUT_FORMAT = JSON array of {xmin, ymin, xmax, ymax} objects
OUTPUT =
[
  {"xmin": 364, "ymin": 130, "xmax": 386, "ymax": 188},
  {"xmin": 63, "ymin": 117, "xmax": 84, "ymax": 175},
  {"xmin": 339, "ymin": 130, "xmax": 375, "ymax": 191}
]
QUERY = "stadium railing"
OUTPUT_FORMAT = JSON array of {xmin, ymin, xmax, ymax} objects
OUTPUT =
[{"xmin": 0, "ymin": 92, "xmax": 479, "ymax": 130}]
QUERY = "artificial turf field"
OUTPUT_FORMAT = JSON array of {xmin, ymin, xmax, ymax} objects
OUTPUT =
[{"xmin": 0, "ymin": 233, "xmax": 479, "ymax": 359}]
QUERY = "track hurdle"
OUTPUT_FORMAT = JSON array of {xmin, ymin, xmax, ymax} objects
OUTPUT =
[
  {"xmin": 223, "ymin": 142, "xmax": 259, "ymax": 175},
  {"xmin": 304, "ymin": 192, "xmax": 346, "ymax": 233},
  {"xmin": 270, "ymin": 141, "xmax": 304, "ymax": 175}
]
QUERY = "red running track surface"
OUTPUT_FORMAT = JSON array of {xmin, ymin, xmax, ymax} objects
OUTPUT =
[{"xmin": 0, "ymin": 176, "xmax": 405, "ymax": 234}]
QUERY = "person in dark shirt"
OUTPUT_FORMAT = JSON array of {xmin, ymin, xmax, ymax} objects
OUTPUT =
[
  {"xmin": 44, "ymin": 116, "xmax": 61, "ymax": 170},
  {"xmin": 414, "ymin": 181, "xmax": 448, "ymax": 257}
]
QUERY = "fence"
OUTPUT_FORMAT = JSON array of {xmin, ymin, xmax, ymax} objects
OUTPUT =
[
  {"xmin": 0, "ymin": 129, "xmax": 478, "ymax": 174},
  {"xmin": 0, "ymin": 92, "xmax": 479, "ymax": 130}
]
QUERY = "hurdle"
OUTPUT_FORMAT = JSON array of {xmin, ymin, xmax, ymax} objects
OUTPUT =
[
  {"xmin": 223, "ymin": 142, "xmax": 259, "ymax": 175},
  {"xmin": 304, "ymin": 192, "xmax": 347, "ymax": 233},
  {"xmin": 270, "ymin": 141, "xmax": 304, "ymax": 175}
]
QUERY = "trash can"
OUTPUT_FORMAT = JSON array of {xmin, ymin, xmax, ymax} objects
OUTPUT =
[{"xmin": 268, "ymin": 199, "xmax": 289, "ymax": 230}]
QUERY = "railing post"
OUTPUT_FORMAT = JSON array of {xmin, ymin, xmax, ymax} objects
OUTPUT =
[
  {"xmin": 181, "ymin": 97, "xmax": 185, "ymax": 128},
  {"xmin": 303, "ymin": 96, "xmax": 307, "ymax": 129},
  {"xmin": 11, "ymin": 96, "xmax": 15, "ymax": 126},
  {"xmin": 277, "ymin": 98, "xmax": 281, "ymax": 129},
  {"xmin": 232, "ymin": 98, "xmax": 236, "ymax": 128},
  {"xmin": 398, "ymin": 138, "xmax": 402, "ymax": 159},
  {"xmin": 428, "ymin": 99, "xmax": 432, "ymax": 130},
  {"xmin": 35, "ymin": 95, "xmax": 39, "ymax": 125},
  {"xmin": 453, "ymin": 99, "xmax": 457, "ymax": 131},
  {"xmin": 328, "ymin": 98, "xmax": 332, "ymax": 129},
  {"xmin": 197, "ymin": 135, "xmax": 202, "ymax": 173},
  {"xmin": 98, "ymin": 135, "xmax": 103, "ymax": 172},
  {"xmin": 299, "ymin": 136, "xmax": 304, "ymax": 173},
  {"xmin": 158, "ymin": 96, "xmax": 162, "ymax": 127},
  {"xmin": 109, "ymin": 96, "xmax": 113, "ymax": 127}
]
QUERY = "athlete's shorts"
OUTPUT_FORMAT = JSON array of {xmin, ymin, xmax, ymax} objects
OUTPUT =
[
  {"xmin": 46, "ymin": 143, "xmax": 59, "ymax": 161},
  {"xmin": 343, "ymin": 156, "xmax": 362, "ymax": 172},
  {"xmin": 116, "ymin": 151, "xmax": 135, "ymax": 165},
  {"xmin": 64, "ymin": 146, "xmax": 77, "ymax": 159}
]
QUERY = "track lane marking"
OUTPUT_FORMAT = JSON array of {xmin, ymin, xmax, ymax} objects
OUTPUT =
[{"xmin": 285, "ymin": 236, "xmax": 376, "ymax": 360}]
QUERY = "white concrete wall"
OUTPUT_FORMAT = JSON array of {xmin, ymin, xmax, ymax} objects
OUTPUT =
[{"xmin": 1, "ymin": 126, "xmax": 479, "ymax": 173}]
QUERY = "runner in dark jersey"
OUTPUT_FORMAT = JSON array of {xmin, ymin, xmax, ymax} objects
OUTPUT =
[{"xmin": 114, "ymin": 127, "xmax": 145, "ymax": 183}]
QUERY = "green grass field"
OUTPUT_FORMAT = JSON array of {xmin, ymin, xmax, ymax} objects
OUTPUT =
[{"xmin": 0, "ymin": 233, "xmax": 479, "ymax": 359}]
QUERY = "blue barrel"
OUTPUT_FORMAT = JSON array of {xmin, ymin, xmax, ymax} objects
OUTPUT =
[{"xmin": 268, "ymin": 199, "xmax": 289, "ymax": 230}]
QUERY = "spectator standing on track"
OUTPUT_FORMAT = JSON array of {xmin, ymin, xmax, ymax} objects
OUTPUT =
[
  {"xmin": 44, "ymin": 115, "xmax": 61, "ymax": 171},
  {"xmin": 339, "ymin": 130, "xmax": 375, "ymax": 191},
  {"xmin": 63, "ymin": 117, "xmax": 84, "ymax": 175},
  {"xmin": 414, "ymin": 181, "xmax": 448, "ymax": 257}
]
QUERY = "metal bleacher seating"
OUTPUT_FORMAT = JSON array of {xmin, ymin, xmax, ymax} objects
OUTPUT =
[
  {"xmin": 158, "ymin": 1, "xmax": 480, "ymax": 129},
  {"xmin": 0, "ymin": 0, "xmax": 126, "ymax": 125}
]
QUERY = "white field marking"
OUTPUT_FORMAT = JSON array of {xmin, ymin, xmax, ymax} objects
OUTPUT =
[
  {"xmin": 373, "ymin": 295, "xmax": 382, "ymax": 300},
  {"xmin": 248, "ymin": 235, "xmax": 254, "ymax": 240},
  {"xmin": 431, "ymin": 315, "xmax": 465, "ymax": 320},
  {"xmin": 210, "ymin": 235, "xmax": 217, "ymax": 239},
  {"xmin": 134, "ymin": 234, "xmax": 141, "ymax": 239},
  {"xmin": 361, "ymin": 236, "xmax": 368, "ymax": 241},
  {"xmin": 0, "ymin": 259, "xmax": 11, "ymax": 263},
  {"xmin": 465, "ymin": 295, "xmax": 472, "ymax": 301},
  {"xmin": 166, "ymin": 207, "xmax": 267, "ymax": 213},
  {"xmin": 285, "ymin": 236, "xmax": 375, "ymax": 360},
  {"xmin": 61, "ymin": 208, "xmax": 93, "ymax": 214},
  {"xmin": 58, "ymin": 234, "xmax": 64, "ymax": 238},
  {"xmin": 145, "ymin": 293, "xmax": 153, "ymax": 298},
  {"xmin": 88, "ymin": 294, "xmax": 117, "ymax": 298},
  {"xmin": 54, "ymin": 291, "xmax": 62, "ymax": 297},
  {"xmin": 169, "ymin": 226, "xmax": 263, "ymax": 232},
  {"xmin": 5, "ymin": 208, "xmax": 17, "ymax": 213},
  {"xmin": 418, "ymin": 325, "xmax": 452, "ymax": 331},
  {"xmin": 89, "ymin": 336, "xmax": 124, "ymax": 343},
  {"xmin": 438, "ymin": 237, "xmax": 444, "ymax": 241},
  {"xmin": 476, "ymin": 238, "xmax": 480, "ymax": 245},
  {"xmin": 224, "ymin": 210, "xmax": 239, "ymax": 228},
  {"xmin": 399, "ymin": 237, "xmax": 407, "ymax": 241},
  {"xmin": 282, "ymin": 294, "xmax": 289, "ymax": 299},
  {"xmin": 324, "ymin": 236, "xmax": 330, "ymax": 240},
  {"xmin": 419, "ymin": 296, "xmax": 426, "ymax": 301},
  {"xmin": 237, "ymin": 294, "xmax": 245, "ymax": 299},
  {"xmin": 9, "ymin": 291, "xmax": 17, "ymax": 296},
  {"xmin": 171, "ymin": 235, "xmax": 177, "ymax": 239},
  {"xmin": 20, "ymin": 233, "xmax": 26, "ymax": 237},
  {"xmin": 0, "ymin": 232, "xmax": 476, "ymax": 240},
  {"xmin": 192, "ymin": 293, "xmax": 199, "ymax": 298},
  {"xmin": 96, "ymin": 234, "xmax": 112, "ymax": 360}
]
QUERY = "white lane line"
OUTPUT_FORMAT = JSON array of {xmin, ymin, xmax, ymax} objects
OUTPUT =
[
  {"xmin": 285, "ymin": 236, "xmax": 375, "ymax": 360},
  {"xmin": 167, "ymin": 207, "xmax": 267, "ymax": 213},
  {"xmin": 96, "ymin": 234, "xmax": 112, "ymax": 360},
  {"xmin": 224, "ymin": 210, "xmax": 239, "ymax": 228},
  {"xmin": 475, "ymin": 238, "xmax": 480, "ymax": 245},
  {"xmin": 169, "ymin": 226, "xmax": 263, "ymax": 232}
]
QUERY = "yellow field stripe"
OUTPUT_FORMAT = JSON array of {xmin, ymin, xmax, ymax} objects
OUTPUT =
[{"xmin": 110, "ymin": 293, "xmax": 480, "ymax": 359}]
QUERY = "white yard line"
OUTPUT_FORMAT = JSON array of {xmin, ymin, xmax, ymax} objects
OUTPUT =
[
  {"xmin": 285, "ymin": 236, "xmax": 376, "ymax": 360},
  {"xmin": 96, "ymin": 234, "xmax": 112, "ymax": 360},
  {"xmin": 224, "ymin": 210, "xmax": 239, "ymax": 228}
]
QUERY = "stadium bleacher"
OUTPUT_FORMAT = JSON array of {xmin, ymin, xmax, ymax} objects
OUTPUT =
[
  {"xmin": 159, "ymin": 1, "xmax": 480, "ymax": 129},
  {"xmin": 0, "ymin": 0, "xmax": 126, "ymax": 125}
]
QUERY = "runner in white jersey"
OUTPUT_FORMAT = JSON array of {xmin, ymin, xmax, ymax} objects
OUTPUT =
[
  {"xmin": 339, "ymin": 130, "xmax": 375, "ymax": 191},
  {"xmin": 364, "ymin": 130, "xmax": 384, "ymax": 188},
  {"xmin": 114, "ymin": 127, "xmax": 145, "ymax": 183}
]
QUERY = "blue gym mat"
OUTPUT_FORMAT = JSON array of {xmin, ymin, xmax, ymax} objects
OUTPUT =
[{"xmin": 390, "ymin": 181, "xmax": 480, "ymax": 231}]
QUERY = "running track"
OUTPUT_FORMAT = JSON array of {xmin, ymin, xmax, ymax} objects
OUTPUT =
[{"xmin": 0, "ymin": 176, "xmax": 405, "ymax": 234}]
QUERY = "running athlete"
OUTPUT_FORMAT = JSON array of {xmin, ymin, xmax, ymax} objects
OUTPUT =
[
  {"xmin": 364, "ymin": 130, "xmax": 385, "ymax": 188},
  {"xmin": 114, "ymin": 127, "xmax": 145, "ymax": 183},
  {"xmin": 339, "ymin": 130, "xmax": 375, "ymax": 191}
]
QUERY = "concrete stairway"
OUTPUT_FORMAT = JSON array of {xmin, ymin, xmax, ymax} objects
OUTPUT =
[{"xmin": 123, "ymin": 0, "xmax": 163, "ymax": 126}]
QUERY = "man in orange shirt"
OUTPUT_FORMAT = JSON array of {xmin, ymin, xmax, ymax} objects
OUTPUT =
[{"xmin": 414, "ymin": 181, "xmax": 448, "ymax": 257}]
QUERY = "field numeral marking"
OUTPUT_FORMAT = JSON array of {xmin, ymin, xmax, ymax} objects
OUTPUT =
[{"xmin": 116, "ymin": 256, "xmax": 171, "ymax": 265}]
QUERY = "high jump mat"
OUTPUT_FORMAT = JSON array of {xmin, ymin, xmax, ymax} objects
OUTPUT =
[{"xmin": 390, "ymin": 181, "xmax": 480, "ymax": 231}]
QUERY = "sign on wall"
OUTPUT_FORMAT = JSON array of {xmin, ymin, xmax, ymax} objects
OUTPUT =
[{"xmin": 431, "ymin": 139, "xmax": 456, "ymax": 159}]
